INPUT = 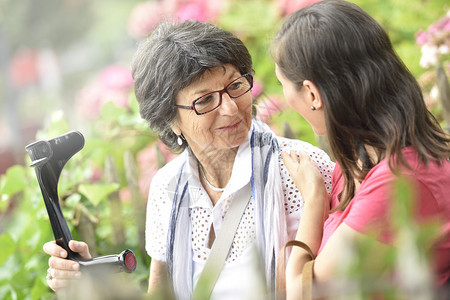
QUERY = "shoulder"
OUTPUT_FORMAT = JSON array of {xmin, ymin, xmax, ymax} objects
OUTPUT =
[
  {"xmin": 277, "ymin": 136, "xmax": 331, "ymax": 160},
  {"xmin": 369, "ymin": 149, "xmax": 450, "ymax": 205},
  {"xmin": 276, "ymin": 136, "xmax": 335, "ymax": 172},
  {"xmin": 276, "ymin": 136, "xmax": 335, "ymax": 195}
]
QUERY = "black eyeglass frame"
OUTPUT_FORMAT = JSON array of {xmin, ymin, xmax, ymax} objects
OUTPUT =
[{"xmin": 174, "ymin": 73, "xmax": 253, "ymax": 115}]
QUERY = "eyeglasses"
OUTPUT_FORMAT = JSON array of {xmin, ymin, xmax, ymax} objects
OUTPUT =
[{"xmin": 174, "ymin": 73, "xmax": 253, "ymax": 115}]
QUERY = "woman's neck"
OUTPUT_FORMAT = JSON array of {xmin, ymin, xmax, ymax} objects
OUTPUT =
[{"xmin": 193, "ymin": 146, "xmax": 239, "ymax": 204}]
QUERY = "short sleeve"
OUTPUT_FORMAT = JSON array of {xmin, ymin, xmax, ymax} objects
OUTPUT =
[{"xmin": 343, "ymin": 165, "xmax": 398, "ymax": 243}]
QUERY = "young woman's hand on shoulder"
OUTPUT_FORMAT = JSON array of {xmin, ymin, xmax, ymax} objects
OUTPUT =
[{"xmin": 282, "ymin": 150, "xmax": 327, "ymax": 201}]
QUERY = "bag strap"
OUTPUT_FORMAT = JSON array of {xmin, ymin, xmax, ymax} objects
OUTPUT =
[
  {"xmin": 302, "ymin": 260, "xmax": 315, "ymax": 300},
  {"xmin": 276, "ymin": 240, "xmax": 315, "ymax": 300},
  {"xmin": 191, "ymin": 183, "xmax": 252, "ymax": 299}
]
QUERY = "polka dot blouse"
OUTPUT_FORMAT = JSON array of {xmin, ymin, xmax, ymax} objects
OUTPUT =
[{"xmin": 145, "ymin": 136, "xmax": 334, "ymax": 264}]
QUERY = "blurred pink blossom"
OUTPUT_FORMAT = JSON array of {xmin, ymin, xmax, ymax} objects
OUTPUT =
[
  {"xmin": 174, "ymin": 0, "xmax": 221, "ymax": 22},
  {"xmin": 137, "ymin": 141, "xmax": 178, "ymax": 197},
  {"xmin": 417, "ymin": 11, "xmax": 450, "ymax": 68},
  {"xmin": 276, "ymin": 0, "xmax": 322, "ymax": 16},
  {"xmin": 157, "ymin": 141, "xmax": 178, "ymax": 163},
  {"xmin": 137, "ymin": 144, "xmax": 159, "ymax": 198},
  {"xmin": 76, "ymin": 65, "xmax": 133, "ymax": 119},
  {"xmin": 251, "ymin": 78, "xmax": 263, "ymax": 99},
  {"xmin": 127, "ymin": 0, "xmax": 223, "ymax": 40},
  {"xmin": 100, "ymin": 65, "xmax": 134, "ymax": 90},
  {"xmin": 416, "ymin": 31, "xmax": 428, "ymax": 46},
  {"xmin": 90, "ymin": 166, "xmax": 103, "ymax": 183},
  {"xmin": 9, "ymin": 49, "xmax": 40, "ymax": 88},
  {"xmin": 176, "ymin": 2, "xmax": 208, "ymax": 22},
  {"xmin": 119, "ymin": 188, "xmax": 131, "ymax": 202},
  {"xmin": 256, "ymin": 95, "xmax": 287, "ymax": 123},
  {"xmin": 75, "ymin": 84, "xmax": 104, "ymax": 119},
  {"xmin": 127, "ymin": 1, "xmax": 171, "ymax": 40}
]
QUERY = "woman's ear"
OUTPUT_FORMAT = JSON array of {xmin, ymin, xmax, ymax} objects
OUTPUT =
[{"xmin": 303, "ymin": 80, "xmax": 323, "ymax": 110}]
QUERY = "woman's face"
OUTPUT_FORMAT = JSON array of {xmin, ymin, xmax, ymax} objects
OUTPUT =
[
  {"xmin": 172, "ymin": 64, "xmax": 253, "ymax": 154},
  {"xmin": 275, "ymin": 64, "xmax": 327, "ymax": 135}
]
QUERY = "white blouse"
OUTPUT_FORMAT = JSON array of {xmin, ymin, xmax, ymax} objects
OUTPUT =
[{"xmin": 145, "ymin": 133, "xmax": 334, "ymax": 299}]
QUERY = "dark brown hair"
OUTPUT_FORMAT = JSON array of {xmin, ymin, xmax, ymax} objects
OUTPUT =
[{"xmin": 272, "ymin": 0, "xmax": 450, "ymax": 210}]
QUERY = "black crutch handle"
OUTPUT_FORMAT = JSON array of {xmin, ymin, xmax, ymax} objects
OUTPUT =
[{"xmin": 26, "ymin": 131, "xmax": 136, "ymax": 274}]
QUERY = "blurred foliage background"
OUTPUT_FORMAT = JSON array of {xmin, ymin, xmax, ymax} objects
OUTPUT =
[{"xmin": 0, "ymin": 0, "xmax": 449, "ymax": 299}]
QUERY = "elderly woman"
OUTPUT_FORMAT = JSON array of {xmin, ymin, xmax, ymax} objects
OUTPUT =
[{"xmin": 43, "ymin": 20, "xmax": 334, "ymax": 299}]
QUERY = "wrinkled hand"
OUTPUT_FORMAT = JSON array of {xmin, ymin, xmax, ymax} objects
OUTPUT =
[
  {"xmin": 43, "ymin": 240, "xmax": 91, "ymax": 292},
  {"xmin": 281, "ymin": 150, "xmax": 326, "ymax": 201}
]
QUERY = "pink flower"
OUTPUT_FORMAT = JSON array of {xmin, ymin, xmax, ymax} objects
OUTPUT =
[
  {"xmin": 176, "ymin": 2, "xmax": 208, "ymax": 22},
  {"xmin": 100, "ymin": 65, "xmax": 133, "ymax": 90},
  {"xmin": 251, "ymin": 78, "xmax": 263, "ymax": 99},
  {"xmin": 119, "ymin": 188, "xmax": 131, "ymax": 202},
  {"xmin": 127, "ymin": 1, "xmax": 170, "ymax": 40},
  {"xmin": 444, "ymin": 18, "xmax": 450, "ymax": 31},
  {"xmin": 75, "ymin": 65, "xmax": 133, "ymax": 119},
  {"xmin": 137, "ymin": 144, "xmax": 159, "ymax": 198},
  {"xmin": 276, "ymin": 0, "xmax": 322, "ymax": 16},
  {"xmin": 416, "ymin": 31, "xmax": 428, "ymax": 46},
  {"xmin": 127, "ymin": 0, "xmax": 223, "ymax": 40},
  {"xmin": 256, "ymin": 95, "xmax": 287, "ymax": 123},
  {"xmin": 90, "ymin": 166, "xmax": 103, "ymax": 183},
  {"xmin": 417, "ymin": 11, "xmax": 450, "ymax": 68},
  {"xmin": 136, "ymin": 141, "xmax": 178, "ymax": 197},
  {"xmin": 75, "ymin": 83, "xmax": 105, "ymax": 119},
  {"xmin": 9, "ymin": 49, "xmax": 40, "ymax": 88},
  {"xmin": 157, "ymin": 141, "xmax": 178, "ymax": 163},
  {"xmin": 174, "ymin": 0, "xmax": 221, "ymax": 22}
]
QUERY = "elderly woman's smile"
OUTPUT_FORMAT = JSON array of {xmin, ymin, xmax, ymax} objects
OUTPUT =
[
  {"xmin": 172, "ymin": 64, "xmax": 253, "ymax": 153},
  {"xmin": 217, "ymin": 120, "xmax": 242, "ymax": 130}
]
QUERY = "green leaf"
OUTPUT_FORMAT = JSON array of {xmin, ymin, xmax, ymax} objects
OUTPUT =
[
  {"xmin": 0, "ymin": 285, "xmax": 17, "ymax": 300},
  {"xmin": 0, "ymin": 233, "xmax": 15, "ymax": 265},
  {"xmin": 65, "ymin": 193, "xmax": 82, "ymax": 208},
  {"xmin": 0, "ymin": 165, "xmax": 28, "ymax": 196},
  {"xmin": 0, "ymin": 194, "xmax": 10, "ymax": 212},
  {"xmin": 37, "ymin": 115, "xmax": 70, "ymax": 140},
  {"xmin": 31, "ymin": 276, "xmax": 51, "ymax": 300},
  {"xmin": 79, "ymin": 183, "xmax": 119, "ymax": 207},
  {"xmin": 129, "ymin": 92, "xmax": 139, "ymax": 115},
  {"xmin": 100, "ymin": 101, "xmax": 127, "ymax": 123}
]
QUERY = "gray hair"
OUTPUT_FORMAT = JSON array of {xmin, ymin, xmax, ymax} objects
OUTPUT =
[{"xmin": 131, "ymin": 20, "xmax": 253, "ymax": 152}]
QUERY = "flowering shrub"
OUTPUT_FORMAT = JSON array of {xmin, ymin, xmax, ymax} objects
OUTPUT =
[
  {"xmin": 75, "ymin": 65, "xmax": 134, "ymax": 119},
  {"xmin": 275, "ymin": 0, "xmax": 322, "ymax": 16},
  {"xmin": 416, "ymin": 10, "xmax": 450, "ymax": 122},
  {"xmin": 127, "ymin": 0, "xmax": 223, "ymax": 40},
  {"xmin": 416, "ymin": 11, "xmax": 450, "ymax": 68}
]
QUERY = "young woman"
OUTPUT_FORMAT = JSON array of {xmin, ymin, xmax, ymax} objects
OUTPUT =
[{"xmin": 272, "ymin": 0, "xmax": 450, "ymax": 298}]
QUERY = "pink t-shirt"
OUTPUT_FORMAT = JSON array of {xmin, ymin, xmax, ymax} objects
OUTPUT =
[{"xmin": 319, "ymin": 147, "xmax": 450, "ymax": 285}]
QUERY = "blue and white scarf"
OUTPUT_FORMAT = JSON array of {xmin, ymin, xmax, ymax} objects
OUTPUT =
[{"xmin": 166, "ymin": 119, "xmax": 287, "ymax": 299}]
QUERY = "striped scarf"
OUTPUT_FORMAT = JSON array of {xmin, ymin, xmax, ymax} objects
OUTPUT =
[{"xmin": 166, "ymin": 119, "xmax": 287, "ymax": 299}]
